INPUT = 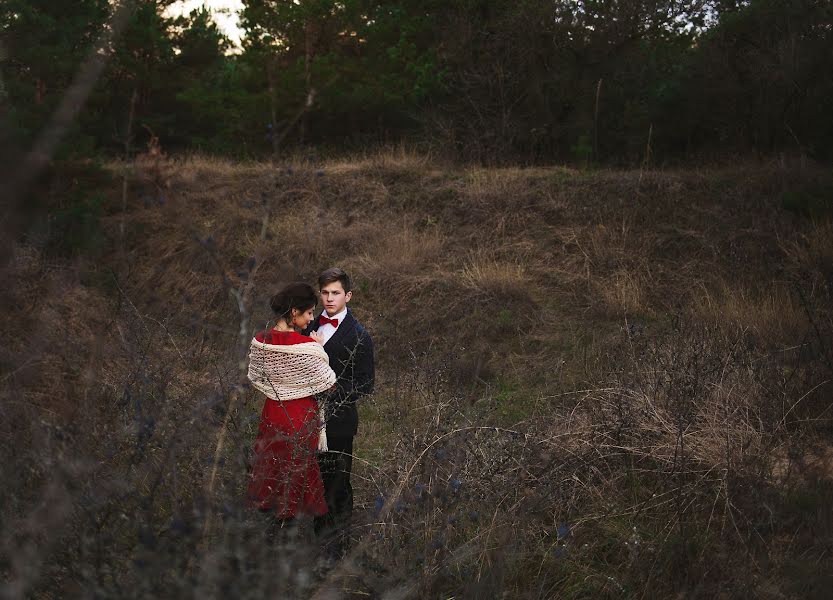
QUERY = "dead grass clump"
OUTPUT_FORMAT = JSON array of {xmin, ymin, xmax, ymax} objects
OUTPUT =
[
  {"xmin": 550, "ymin": 222, "xmax": 661, "ymax": 318},
  {"xmin": 691, "ymin": 283, "xmax": 809, "ymax": 345},
  {"xmin": 319, "ymin": 170, "xmax": 393, "ymax": 209},
  {"xmin": 326, "ymin": 143, "xmax": 437, "ymax": 174},
  {"xmin": 458, "ymin": 251, "xmax": 529, "ymax": 299},
  {"xmin": 595, "ymin": 333, "xmax": 769, "ymax": 473},
  {"xmin": 357, "ymin": 224, "xmax": 445, "ymax": 276},
  {"xmin": 446, "ymin": 167, "xmax": 564, "ymax": 234},
  {"xmin": 262, "ymin": 213, "xmax": 310, "ymax": 253},
  {"xmin": 460, "ymin": 166, "xmax": 575, "ymax": 201},
  {"xmin": 782, "ymin": 220, "xmax": 833, "ymax": 287},
  {"xmin": 594, "ymin": 267, "xmax": 651, "ymax": 316},
  {"xmin": 462, "ymin": 167, "xmax": 528, "ymax": 200},
  {"xmin": 159, "ymin": 153, "xmax": 270, "ymax": 185}
]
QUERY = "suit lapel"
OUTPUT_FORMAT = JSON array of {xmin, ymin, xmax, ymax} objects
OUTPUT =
[{"xmin": 324, "ymin": 309, "xmax": 354, "ymax": 350}]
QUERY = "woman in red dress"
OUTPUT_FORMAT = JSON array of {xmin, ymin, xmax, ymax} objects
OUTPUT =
[{"xmin": 247, "ymin": 282, "xmax": 333, "ymax": 521}]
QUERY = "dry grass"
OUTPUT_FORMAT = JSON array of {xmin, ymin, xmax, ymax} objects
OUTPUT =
[
  {"xmin": 691, "ymin": 283, "xmax": 808, "ymax": 343},
  {"xmin": 352, "ymin": 224, "xmax": 445, "ymax": 280},
  {"xmin": 2, "ymin": 152, "xmax": 832, "ymax": 599},
  {"xmin": 325, "ymin": 143, "xmax": 438, "ymax": 175},
  {"xmin": 459, "ymin": 251, "xmax": 529, "ymax": 296},
  {"xmin": 594, "ymin": 267, "xmax": 651, "ymax": 316}
]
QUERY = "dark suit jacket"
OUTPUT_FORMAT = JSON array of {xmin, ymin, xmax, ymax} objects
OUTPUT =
[{"xmin": 304, "ymin": 308, "xmax": 374, "ymax": 437}]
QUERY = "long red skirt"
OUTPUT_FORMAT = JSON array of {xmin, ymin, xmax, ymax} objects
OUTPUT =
[{"xmin": 247, "ymin": 396, "xmax": 328, "ymax": 519}]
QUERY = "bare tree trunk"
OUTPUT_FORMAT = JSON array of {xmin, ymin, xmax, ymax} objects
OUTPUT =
[
  {"xmin": 120, "ymin": 87, "xmax": 138, "ymax": 243},
  {"xmin": 1, "ymin": 0, "xmax": 134, "ymax": 270},
  {"xmin": 593, "ymin": 78, "xmax": 603, "ymax": 161},
  {"xmin": 267, "ymin": 57, "xmax": 279, "ymax": 159},
  {"xmin": 301, "ymin": 18, "xmax": 318, "ymax": 145}
]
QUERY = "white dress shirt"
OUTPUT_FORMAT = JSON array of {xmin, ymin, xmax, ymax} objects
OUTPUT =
[{"xmin": 317, "ymin": 306, "xmax": 347, "ymax": 345}]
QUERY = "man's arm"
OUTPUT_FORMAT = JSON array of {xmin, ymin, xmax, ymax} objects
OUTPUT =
[
  {"xmin": 329, "ymin": 330, "xmax": 374, "ymax": 405},
  {"xmin": 352, "ymin": 330, "xmax": 374, "ymax": 398}
]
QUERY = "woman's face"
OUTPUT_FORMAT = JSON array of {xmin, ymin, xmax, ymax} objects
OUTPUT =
[{"xmin": 291, "ymin": 306, "xmax": 315, "ymax": 330}]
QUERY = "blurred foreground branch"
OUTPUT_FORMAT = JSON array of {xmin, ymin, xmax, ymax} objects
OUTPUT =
[{"xmin": 0, "ymin": 0, "xmax": 134, "ymax": 266}]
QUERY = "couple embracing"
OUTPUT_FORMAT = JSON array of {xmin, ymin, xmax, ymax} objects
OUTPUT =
[{"xmin": 246, "ymin": 267, "xmax": 374, "ymax": 558}]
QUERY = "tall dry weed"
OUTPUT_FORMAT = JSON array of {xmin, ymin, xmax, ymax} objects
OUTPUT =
[
  {"xmin": 692, "ymin": 283, "xmax": 807, "ymax": 345},
  {"xmin": 459, "ymin": 251, "xmax": 529, "ymax": 298}
]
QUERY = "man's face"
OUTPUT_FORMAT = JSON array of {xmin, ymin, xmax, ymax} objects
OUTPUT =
[{"xmin": 320, "ymin": 281, "xmax": 352, "ymax": 316}]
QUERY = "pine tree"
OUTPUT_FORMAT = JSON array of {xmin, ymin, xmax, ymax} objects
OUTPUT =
[{"xmin": 0, "ymin": 0, "xmax": 109, "ymax": 151}]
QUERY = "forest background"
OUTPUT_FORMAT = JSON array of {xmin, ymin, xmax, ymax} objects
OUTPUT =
[{"xmin": 3, "ymin": 0, "xmax": 832, "ymax": 165}]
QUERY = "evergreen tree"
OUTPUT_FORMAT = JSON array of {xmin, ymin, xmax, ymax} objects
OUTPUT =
[
  {"xmin": 94, "ymin": 0, "xmax": 178, "ymax": 154},
  {"xmin": 0, "ymin": 0, "xmax": 110, "ymax": 153},
  {"xmin": 169, "ymin": 7, "xmax": 240, "ymax": 153},
  {"xmin": 239, "ymin": 0, "xmax": 444, "ymax": 149}
]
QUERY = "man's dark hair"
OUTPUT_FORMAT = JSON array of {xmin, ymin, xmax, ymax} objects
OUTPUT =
[
  {"xmin": 270, "ymin": 282, "xmax": 317, "ymax": 320},
  {"xmin": 318, "ymin": 267, "xmax": 352, "ymax": 293}
]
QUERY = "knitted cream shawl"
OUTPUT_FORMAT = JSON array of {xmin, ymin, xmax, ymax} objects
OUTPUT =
[
  {"xmin": 247, "ymin": 338, "xmax": 336, "ymax": 402},
  {"xmin": 247, "ymin": 337, "xmax": 336, "ymax": 452}
]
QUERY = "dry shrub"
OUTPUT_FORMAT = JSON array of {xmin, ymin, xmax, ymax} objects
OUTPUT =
[
  {"xmin": 134, "ymin": 132, "xmax": 173, "ymax": 192},
  {"xmin": 771, "ymin": 441, "xmax": 833, "ymax": 486},
  {"xmin": 782, "ymin": 220, "xmax": 833, "ymax": 286},
  {"xmin": 335, "ymin": 314, "xmax": 832, "ymax": 599},
  {"xmin": 321, "ymin": 170, "xmax": 392, "ymax": 209},
  {"xmin": 593, "ymin": 327, "xmax": 771, "ymax": 474},
  {"xmin": 804, "ymin": 221, "xmax": 833, "ymax": 265}
]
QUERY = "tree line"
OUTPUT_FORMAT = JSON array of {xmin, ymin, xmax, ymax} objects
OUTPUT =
[{"xmin": 2, "ymin": 0, "xmax": 832, "ymax": 165}]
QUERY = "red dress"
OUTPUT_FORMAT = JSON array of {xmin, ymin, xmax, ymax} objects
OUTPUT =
[{"xmin": 247, "ymin": 330, "xmax": 328, "ymax": 519}]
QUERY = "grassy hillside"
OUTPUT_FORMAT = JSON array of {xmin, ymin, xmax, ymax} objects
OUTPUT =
[{"xmin": 2, "ymin": 152, "xmax": 832, "ymax": 598}]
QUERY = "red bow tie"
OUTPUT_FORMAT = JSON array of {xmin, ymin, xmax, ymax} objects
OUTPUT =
[{"xmin": 319, "ymin": 315, "xmax": 339, "ymax": 327}]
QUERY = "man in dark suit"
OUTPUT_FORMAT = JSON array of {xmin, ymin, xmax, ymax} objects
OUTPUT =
[{"xmin": 304, "ymin": 267, "xmax": 374, "ymax": 558}]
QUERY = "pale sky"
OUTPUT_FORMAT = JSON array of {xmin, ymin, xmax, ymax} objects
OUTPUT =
[{"xmin": 164, "ymin": 0, "xmax": 245, "ymax": 49}]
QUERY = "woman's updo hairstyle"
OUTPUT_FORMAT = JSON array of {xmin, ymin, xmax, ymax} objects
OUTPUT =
[{"xmin": 270, "ymin": 282, "xmax": 318, "ymax": 322}]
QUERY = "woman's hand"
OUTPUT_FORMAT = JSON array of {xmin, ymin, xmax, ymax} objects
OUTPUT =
[{"xmin": 310, "ymin": 330, "xmax": 325, "ymax": 345}]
